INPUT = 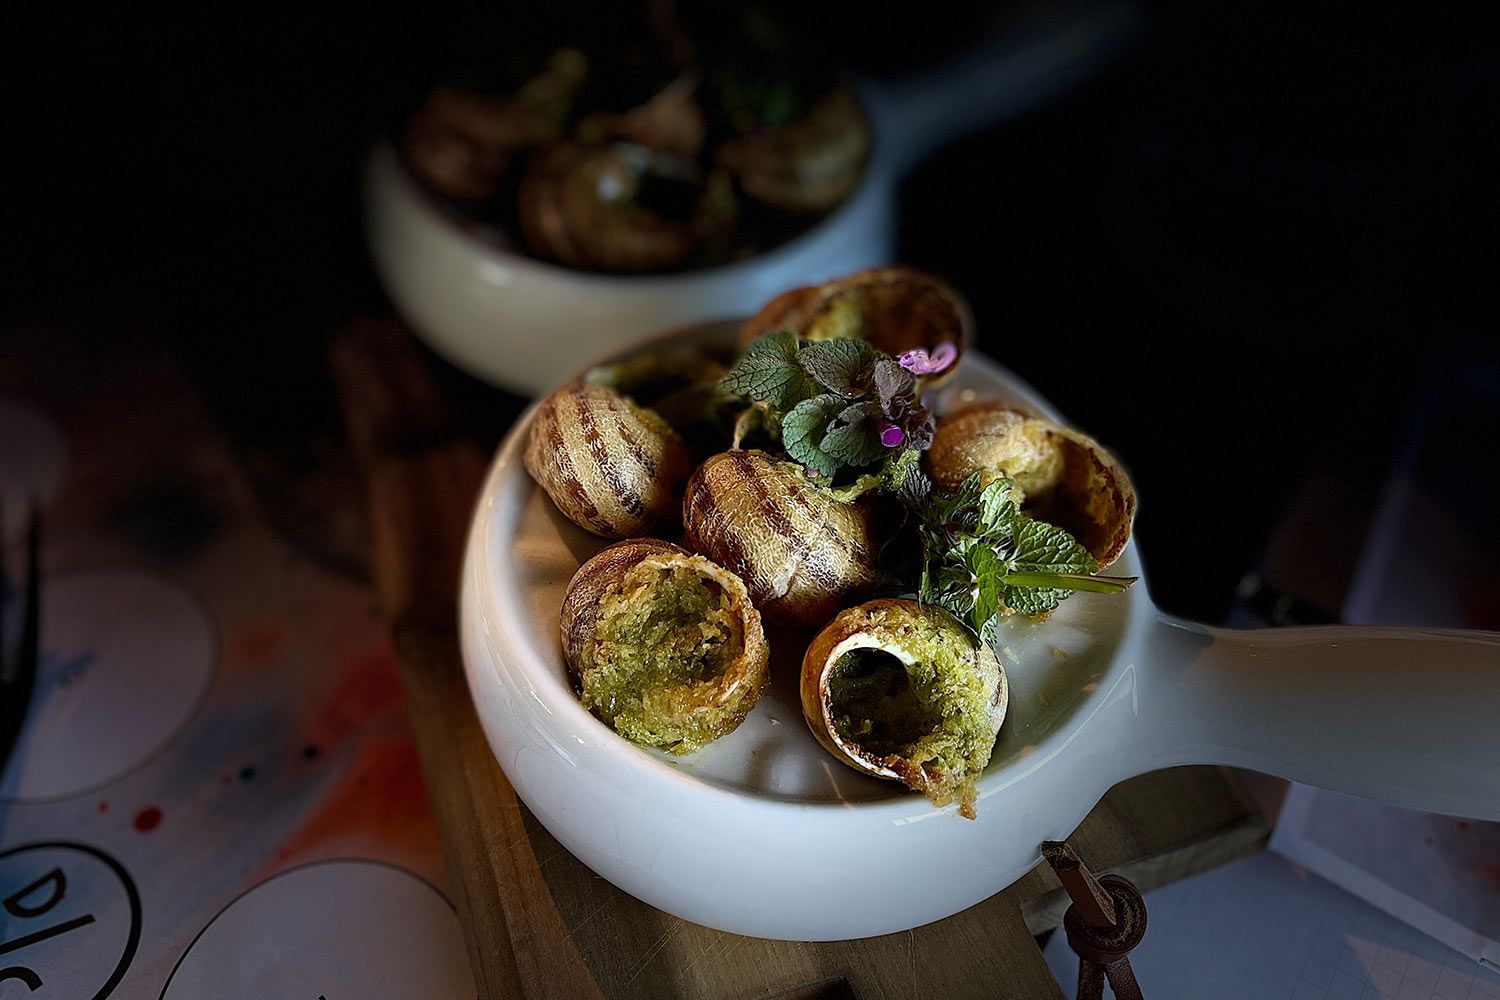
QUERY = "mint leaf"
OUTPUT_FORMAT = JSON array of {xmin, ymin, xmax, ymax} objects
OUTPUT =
[
  {"xmin": 913, "ymin": 472, "xmax": 1135, "ymax": 636},
  {"xmin": 887, "ymin": 448, "xmax": 928, "ymax": 501},
  {"xmin": 873, "ymin": 359, "xmax": 914, "ymax": 416},
  {"xmin": 995, "ymin": 517, "xmax": 1101, "ymax": 615},
  {"xmin": 781, "ymin": 394, "xmax": 846, "ymax": 477},
  {"xmin": 798, "ymin": 338, "xmax": 878, "ymax": 398},
  {"xmin": 968, "ymin": 544, "xmax": 1006, "ymax": 632},
  {"xmin": 785, "ymin": 394, "xmax": 888, "ymax": 477},
  {"xmin": 720, "ymin": 331, "xmax": 816, "ymax": 409},
  {"xmin": 926, "ymin": 472, "xmax": 984, "ymax": 536},
  {"xmin": 822, "ymin": 414, "xmax": 886, "ymax": 468},
  {"xmin": 976, "ymin": 478, "xmax": 1017, "ymax": 537},
  {"xmin": 980, "ymin": 615, "xmax": 1000, "ymax": 650},
  {"xmin": 837, "ymin": 401, "xmax": 878, "ymax": 424},
  {"xmin": 926, "ymin": 563, "xmax": 977, "ymax": 620},
  {"xmin": 1009, "ymin": 516, "xmax": 1097, "ymax": 575},
  {"xmin": 996, "ymin": 581, "xmax": 1062, "ymax": 617}
]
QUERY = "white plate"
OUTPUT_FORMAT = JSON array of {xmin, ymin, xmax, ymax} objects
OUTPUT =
[{"xmin": 461, "ymin": 324, "xmax": 1500, "ymax": 940}]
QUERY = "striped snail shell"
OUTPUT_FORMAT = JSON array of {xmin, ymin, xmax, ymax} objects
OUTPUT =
[
  {"xmin": 800, "ymin": 599, "xmax": 1007, "ymax": 819},
  {"xmin": 926, "ymin": 402, "xmax": 1137, "ymax": 570},
  {"xmin": 737, "ymin": 266, "xmax": 973, "ymax": 388},
  {"xmin": 525, "ymin": 382, "xmax": 693, "ymax": 539},
  {"xmin": 682, "ymin": 450, "xmax": 886, "ymax": 629}
]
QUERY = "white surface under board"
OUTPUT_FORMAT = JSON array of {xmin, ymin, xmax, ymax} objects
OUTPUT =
[{"xmin": 1043, "ymin": 852, "xmax": 1500, "ymax": 1000}]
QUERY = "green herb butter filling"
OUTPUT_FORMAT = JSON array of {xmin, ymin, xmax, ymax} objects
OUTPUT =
[
  {"xmin": 584, "ymin": 557, "xmax": 749, "ymax": 754},
  {"xmin": 803, "ymin": 294, "xmax": 867, "ymax": 342},
  {"xmin": 827, "ymin": 610, "xmax": 998, "ymax": 816}
]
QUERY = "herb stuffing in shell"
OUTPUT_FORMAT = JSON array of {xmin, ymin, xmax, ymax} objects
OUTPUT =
[
  {"xmin": 561, "ymin": 540, "xmax": 769, "ymax": 753},
  {"xmin": 801, "ymin": 599, "xmax": 1007, "ymax": 818}
]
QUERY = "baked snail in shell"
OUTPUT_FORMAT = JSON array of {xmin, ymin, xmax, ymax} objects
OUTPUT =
[
  {"xmin": 801, "ymin": 599, "xmax": 1007, "ymax": 818},
  {"xmin": 583, "ymin": 349, "xmax": 733, "ymax": 457},
  {"xmin": 561, "ymin": 539, "xmax": 769, "ymax": 754},
  {"xmin": 715, "ymin": 86, "xmax": 870, "ymax": 214},
  {"xmin": 525, "ymin": 382, "xmax": 693, "ymax": 538},
  {"xmin": 517, "ymin": 141, "xmax": 735, "ymax": 274},
  {"xmin": 682, "ymin": 449, "xmax": 887, "ymax": 628},
  {"xmin": 402, "ymin": 49, "xmax": 587, "ymax": 204},
  {"xmin": 737, "ymin": 266, "xmax": 973, "ymax": 387},
  {"xmin": 926, "ymin": 402, "xmax": 1137, "ymax": 570}
]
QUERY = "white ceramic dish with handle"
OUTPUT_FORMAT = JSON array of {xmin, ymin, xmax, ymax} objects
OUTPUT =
[
  {"xmin": 366, "ymin": 1, "xmax": 1142, "ymax": 394},
  {"xmin": 461, "ymin": 321, "xmax": 1500, "ymax": 941}
]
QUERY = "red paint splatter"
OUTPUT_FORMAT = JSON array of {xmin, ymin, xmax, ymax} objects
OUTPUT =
[
  {"xmin": 97, "ymin": 801, "xmax": 109, "ymax": 813},
  {"xmin": 254, "ymin": 731, "xmax": 438, "ymax": 879},
  {"xmin": 1458, "ymin": 820, "xmax": 1471, "ymax": 830},
  {"xmin": 1473, "ymin": 863, "xmax": 1500, "ymax": 887},
  {"xmin": 133, "ymin": 806, "xmax": 163, "ymax": 833},
  {"xmin": 324, "ymin": 645, "xmax": 405, "ymax": 733},
  {"xmin": 246, "ymin": 640, "xmax": 443, "ymax": 883}
]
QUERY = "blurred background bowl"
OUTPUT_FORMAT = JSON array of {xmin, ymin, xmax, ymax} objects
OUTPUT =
[
  {"xmin": 363, "ymin": 136, "xmax": 896, "ymax": 393},
  {"xmin": 363, "ymin": 1, "xmax": 1141, "ymax": 394}
]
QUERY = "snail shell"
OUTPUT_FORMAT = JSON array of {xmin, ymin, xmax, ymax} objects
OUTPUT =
[
  {"xmin": 402, "ymin": 51, "xmax": 586, "ymax": 203},
  {"xmin": 926, "ymin": 402, "xmax": 1137, "ymax": 569},
  {"xmin": 517, "ymin": 142, "xmax": 732, "ymax": 274},
  {"xmin": 584, "ymin": 349, "xmax": 731, "ymax": 454},
  {"xmin": 525, "ymin": 382, "xmax": 693, "ymax": 539},
  {"xmin": 588, "ymin": 72, "xmax": 707, "ymax": 160},
  {"xmin": 801, "ymin": 599, "xmax": 1007, "ymax": 819},
  {"xmin": 682, "ymin": 450, "xmax": 886, "ymax": 628},
  {"xmin": 561, "ymin": 539, "xmax": 769, "ymax": 754},
  {"xmin": 737, "ymin": 266, "xmax": 973, "ymax": 387},
  {"xmin": 716, "ymin": 86, "xmax": 871, "ymax": 213}
]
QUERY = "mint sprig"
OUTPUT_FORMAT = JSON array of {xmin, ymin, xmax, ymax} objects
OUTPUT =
[
  {"xmin": 781, "ymin": 394, "xmax": 848, "ymax": 477},
  {"xmin": 912, "ymin": 473, "xmax": 1136, "ymax": 637},
  {"xmin": 719, "ymin": 332, "xmax": 934, "ymax": 480},
  {"xmin": 796, "ymin": 338, "xmax": 878, "ymax": 398},
  {"xmin": 719, "ymin": 331, "xmax": 816, "ymax": 410}
]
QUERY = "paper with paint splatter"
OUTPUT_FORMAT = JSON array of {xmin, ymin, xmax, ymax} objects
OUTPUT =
[
  {"xmin": 0, "ymin": 329, "xmax": 475, "ymax": 998},
  {"xmin": 1273, "ymin": 787, "xmax": 1500, "ymax": 974},
  {"xmin": 1271, "ymin": 363, "xmax": 1500, "ymax": 981}
]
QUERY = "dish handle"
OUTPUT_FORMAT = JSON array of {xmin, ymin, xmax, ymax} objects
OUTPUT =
[
  {"xmin": 858, "ymin": 0, "xmax": 1144, "ymax": 178},
  {"xmin": 1134, "ymin": 616, "xmax": 1500, "ymax": 820}
]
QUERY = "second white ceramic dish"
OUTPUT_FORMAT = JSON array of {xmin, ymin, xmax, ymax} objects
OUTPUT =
[
  {"xmin": 365, "ymin": 2, "xmax": 1143, "ymax": 393},
  {"xmin": 461, "ymin": 323, "xmax": 1500, "ymax": 941}
]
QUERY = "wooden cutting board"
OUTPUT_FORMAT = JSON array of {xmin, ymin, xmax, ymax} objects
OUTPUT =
[{"xmin": 331, "ymin": 318, "xmax": 1267, "ymax": 1000}]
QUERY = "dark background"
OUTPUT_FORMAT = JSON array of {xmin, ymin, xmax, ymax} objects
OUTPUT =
[{"xmin": 5, "ymin": 3, "xmax": 1496, "ymax": 622}]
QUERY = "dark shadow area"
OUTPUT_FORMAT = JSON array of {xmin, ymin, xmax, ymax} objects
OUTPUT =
[{"xmin": 5, "ymin": 2, "xmax": 1495, "ymax": 621}]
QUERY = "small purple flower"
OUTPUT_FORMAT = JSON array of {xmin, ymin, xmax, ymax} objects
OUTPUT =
[
  {"xmin": 897, "ymin": 341, "xmax": 958, "ymax": 376},
  {"xmin": 879, "ymin": 421, "xmax": 905, "ymax": 448}
]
